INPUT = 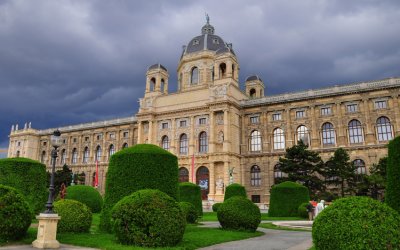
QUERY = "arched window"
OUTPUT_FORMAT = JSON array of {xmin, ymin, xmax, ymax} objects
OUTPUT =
[
  {"xmin": 199, "ymin": 132, "xmax": 208, "ymax": 153},
  {"xmin": 376, "ymin": 116, "xmax": 393, "ymax": 142},
  {"xmin": 219, "ymin": 63, "xmax": 226, "ymax": 78},
  {"xmin": 150, "ymin": 77, "xmax": 156, "ymax": 91},
  {"xmin": 353, "ymin": 159, "xmax": 367, "ymax": 175},
  {"xmin": 61, "ymin": 149, "xmax": 66, "ymax": 164},
  {"xmin": 249, "ymin": 88, "xmax": 256, "ymax": 98},
  {"xmin": 179, "ymin": 167, "xmax": 189, "ymax": 182},
  {"xmin": 250, "ymin": 130, "xmax": 261, "ymax": 152},
  {"xmin": 274, "ymin": 164, "xmax": 287, "ymax": 183},
  {"xmin": 161, "ymin": 79, "xmax": 165, "ymax": 92},
  {"xmin": 122, "ymin": 143, "xmax": 128, "ymax": 149},
  {"xmin": 297, "ymin": 125, "xmax": 309, "ymax": 145},
  {"xmin": 41, "ymin": 151, "xmax": 46, "ymax": 164},
  {"xmin": 191, "ymin": 67, "xmax": 199, "ymax": 84},
  {"xmin": 109, "ymin": 144, "xmax": 115, "ymax": 157},
  {"xmin": 83, "ymin": 147, "xmax": 89, "ymax": 163},
  {"xmin": 180, "ymin": 134, "xmax": 188, "ymax": 155},
  {"xmin": 72, "ymin": 148, "xmax": 78, "ymax": 164},
  {"xmin": 273, "ymin": 128, "xmax": 285, "ymax": 150},
  {"xmin": 348, "ymin": 119, "xmax": 364, "ymax": 144},
  {"xmin": 250, "ymin": 165, "xmax": 261, "ymax": 186},
  {"xmin": 161, "ymin": 135, "xmax": 170, "ymax": 150},
  {"xmin": 322, "ymin": 122, "xmax": 335, "ymax": 145},
  {"xmin": 95, "ymin": 146, "xmax": 102, "ymax": 162}
]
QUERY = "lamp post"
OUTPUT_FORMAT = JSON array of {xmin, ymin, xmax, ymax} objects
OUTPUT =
[{"xmin": 32, "ymin": 130, "xmax": 62, "ymax": 249}]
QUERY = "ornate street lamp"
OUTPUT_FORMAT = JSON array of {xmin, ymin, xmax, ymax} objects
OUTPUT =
[{"xmin": 45, "ymin": 129, "xmax": 62, "ymax": 213}]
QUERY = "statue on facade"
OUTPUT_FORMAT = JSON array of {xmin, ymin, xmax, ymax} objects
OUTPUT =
[
  {"xmin": 216, "ymin": 176, "xmax": 224, "ymax": 195},
  {"xmin": 228, "ymin": 167, "xmax": 235, "ymax": 184}
]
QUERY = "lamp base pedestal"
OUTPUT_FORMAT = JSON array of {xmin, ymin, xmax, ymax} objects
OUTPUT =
[{"xmin": 32, "ymin": 213, "xmax": 61, "ymax": 249}]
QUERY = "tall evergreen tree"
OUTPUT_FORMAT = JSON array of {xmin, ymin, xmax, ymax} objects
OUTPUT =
[
  {"xmin": 386, "ymin": 136, "xmax": 400, "ymax": 213},
  {"xmin": 278, "ymin": 140, "xmax": 324, "ymax": 195},
  {"xmin": 364, "ymin": 157, "xmax": 387, "ymax": 200}
]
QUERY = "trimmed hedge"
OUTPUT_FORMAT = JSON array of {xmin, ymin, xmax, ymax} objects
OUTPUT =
[
  {"xmin": 224, "ymin": 183, "xmax": 247, "ymax": 201},
  {"xmin": 54, "ymin": 199, "xmax": 92, "ymax": 233},
  {"xmin": 268, "ymin": 181, "xmax": 310, "ymax": 217},
  {"xmin": 0, "ymin": 185, "xmax": 32, "ymax": 243},
  {"xmin": 298, "ymin": 202, "xmax": 309, "ymax": 218},
  {"xmin": 179, "ymin": 201, "xmax": 198, "ymax": 224},
  {"xmin": 217, "ymin": 196, "xmax": 261, "ymax": 232},
  {"xmin": 212, "ymin": 203, "xmax": 222, "ymax": 212},
  {"xmin": 178, "ymin": 182, "xmax": 202, "ymax": 216},
  {"xmin": 65, "ymin": 185, "xmax": 103, "ymax": 213},
  {"xmin": 100, "ymin": 144, "xmax": 179, "ymax": 231},
  {"xmin": 111, "ymin": 189, "xmax": 186, "ymax": 247},
  {"xmin": 386, "ymin": 136, "xmax": 400, "ymax": 213},
  {"xmin": 0, "ymin": 158, "xmax": 47, "ymax": 214},
  {"xmin": 313, "ymin": 196, "xmax": 400, "ymax": 249}
]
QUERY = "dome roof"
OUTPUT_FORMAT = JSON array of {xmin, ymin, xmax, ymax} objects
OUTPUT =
[
  {"xmin": 148, "ymin": 63, "xmax": 168, "ymax": 72},
  {"xmin": 245, "ymin": 75, "xmax": 262, "ymax": 82}
]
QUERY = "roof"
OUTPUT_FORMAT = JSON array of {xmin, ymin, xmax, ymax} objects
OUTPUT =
[
  {"xmin": 148, "ymin": 63, "xmax": 168, "ymax": 72},
  {"xmin": 246, "ymin": 75, "xmax": 263, "ymax": 82}
]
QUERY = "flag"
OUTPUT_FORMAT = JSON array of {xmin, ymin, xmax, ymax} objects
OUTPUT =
[
  {"xmin": 191, "ymin": 154, "xmax": 195, "ymax": 183},
  {"xmin": 95, "ymin": 160, "xmax": 99, "ymax": 188}
]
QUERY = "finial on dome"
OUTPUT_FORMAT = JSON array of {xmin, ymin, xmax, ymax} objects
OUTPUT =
[
  {"xmin": 205, "ymin": 13, "xmax": 210, "ymax": 24},
  {"xmin": 201, "ymin": 13, "xmax": 214, "ymax": 35}
]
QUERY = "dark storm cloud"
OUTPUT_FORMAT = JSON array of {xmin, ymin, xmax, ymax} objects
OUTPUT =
[{"xmin": 1, "ymin": 0, "xmax": 400, "ymax": 148}]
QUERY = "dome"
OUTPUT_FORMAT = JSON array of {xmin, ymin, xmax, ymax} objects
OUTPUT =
[
  {"xmin": 245, "ymin": 75, "xmax": 262, "ymax": 82},
  {"xmin": 148, "ymin": 63, "xmax": 168, "ymax": 72}
]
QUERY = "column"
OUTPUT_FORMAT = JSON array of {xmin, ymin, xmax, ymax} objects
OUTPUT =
[
  {"xmin": 170, "ymin": 118, "xmax": 176, "ymax": 154},
  {"xmin": 209, "ymin": 111, "xmax": 215, "ymax": 153},
  {"xmin": 310, "ymin": 105, "xmax": 319, "ymax": 148},
  {"xmin": 336, "ymin": 102, "xmax": 346, "ymax": 147},
  {"xmin": 137, "ymin": 122, "xmax": 142, "ymax": 144},
  {"xmin": 363, "ymin": 99, "xmax": 374, "ymax": 144},
  {"xmin": 148, "ymin": 120, "xmax": 153, "ymax": 144},
  {"xmin": 189, "ymin": 116, "xmax": 195, "ymax": 155},
  {"xmin": 285, "ymin": 108, "xmax": 293, "ymax": 147},
  {"xmin": 223, "ymin": 109, "xmax": 230, "ymax": 152},
  {"xmin": 209, "ymin": 162, "xmax": 215, "ymax": 198}
]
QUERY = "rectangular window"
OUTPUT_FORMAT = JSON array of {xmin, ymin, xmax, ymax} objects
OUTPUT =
[
  {"xmin": 296, "ymin": 110, "xmax": 305, "ymax": 118},
  {"xmin": 162, "ymin": 122, "xmax": 169, "ymax": 129},
  {"xmin": 250, "ymin": 116, "xmax": 260, "ymax": 124},
  {"xmin": 321, "ymin": 107, "xmax": 331, "ymax": 116},
  {"xmin": 199, "ymin": 118, "xmax": 206, "ymax": 125},
  {"xmin": 272, "ymin": 113, "xmax": 282, "ymax": 121},
  {"xmin": 96, "ymin": 134, "xmax": 102, "ymax": 140},
  {"xmin": 251, "ymin": 195, "xmax": 260, "ymax": 203},
  {"xmin": 17, "ymin": 141, "xmax": 21, "ymax": 147},
  {"xmin": 62, "ymin": 139, "xmax": 67, "ymax": 144},
  {"xmin": 109, "ymin": 133, "xmax": 115, "ymax": 139},
  {"xmin": 375, "ymin": 100, "xmax": 387, "ymax": 109},
  {"xmin": 180, "ymin": 120, "xmax": 187, "ymax": 127},
  {"xmin": 43, "ymin": 141, "xmax": 47, "ymax": 146},
  {"xmin": 123, "ymin": 132, "xmax": 129, "ymax": 138},
  {"xmin": 347, "ymin": 104, "xmax": 358, "ymax": 113},
  {"xmin": 73, "ymin": 138, "xmax": 77, "ymax": 143},
  {"xmin": 85, "ymin": 137, "xmax": 89, "ymax": 142}
]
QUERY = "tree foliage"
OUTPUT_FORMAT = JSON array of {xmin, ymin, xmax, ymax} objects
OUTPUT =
[{"xmin": 386, "ymin": 136, "xmax": 400, "ymax": 213}]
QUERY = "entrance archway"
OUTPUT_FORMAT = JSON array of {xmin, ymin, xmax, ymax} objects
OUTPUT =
[{"xmin": 196, "ymin": 166, "xmax": 209, "ymax": 200}]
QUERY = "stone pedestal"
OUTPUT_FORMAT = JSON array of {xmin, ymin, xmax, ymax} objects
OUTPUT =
[{"xmin": 32, "ymin": 213, "xmax": 61, "ymax": 249}]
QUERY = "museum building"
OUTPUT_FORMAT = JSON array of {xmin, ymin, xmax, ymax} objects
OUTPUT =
[{"xmin": 8, "ymin": 20, "xmax": 400, "ymax": 205}]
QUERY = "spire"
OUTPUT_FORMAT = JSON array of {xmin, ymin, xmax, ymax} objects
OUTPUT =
[{"xmin": 201, "ymin": 13, "xmax": 214, "ymax": 35}]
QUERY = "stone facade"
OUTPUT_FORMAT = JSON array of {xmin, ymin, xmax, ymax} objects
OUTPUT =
[{"xmin": 8, "ymin": 21, "xmax": 400, "ymax": 205}]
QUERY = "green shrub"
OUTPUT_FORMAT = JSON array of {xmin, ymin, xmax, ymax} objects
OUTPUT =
[
  {"xmin": 54, "ymin": 199, "xmax": 92, "ymax": 233},
  {"xmin": 179, "ymin": 201, "xmax": 198, "ymax": 224},
  {"xmin": 0, "ymin": 158, "xmax": 47, "ymax": 215},
  {"xmin": 111, "ymin": 189, "xmax": 186, "ymax": 247},
  {"xmin": 65, "ymin": 185, "xmax": 103, "ymax": 213},
  {"xmin": 224, "ymin": 183, "xmax": 247, "ymax": 201},
  {"xmin": 268, "ymin": 181, "xmax": 310, "ymax": 217},
  {"xmin": 217, "ymin": 196, "xmax": 261, "ymax": 232},
  {"xmin": 100, "ymin": 144, "xmax": 179, "ymax": 231},
  {"xmin": 212, "ymin": 203, "xmax": 222, "ymax": 212},
  {"xmin": 298, "ymin": 202, "xmax": 309, "ymax": 218},
  {"xmin": 0, "ymin": 185, "xmax": 32, "ymax": 243},
  {"xmin": 178, "ymin": 182, "xmax": 202, "ymax": 216},
  {"xmin": 386, "ymin": 136, "xmax": 400, "ymax": 213},
  {"xmin": 313, "ymin": 196, "xmax": 400, "ymax": 250}
]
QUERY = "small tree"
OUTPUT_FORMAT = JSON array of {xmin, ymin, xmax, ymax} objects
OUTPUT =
[
  {"xmin": 279, "ymin": 140, "xmax": 324, "ymax": 195},
  {"xmin": 48, "ymin": 164, "xmax": 72, "ymax": 196},
  {"xmin": 386, "ymin": 136, "xmax": 400, "ymax": 213},
  {"xmin": 367, "ymin": 157, "xmax": 387, "ymax": 200}
]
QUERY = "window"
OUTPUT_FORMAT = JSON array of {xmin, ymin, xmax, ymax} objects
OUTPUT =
[
  {"xmin": 251, "ymin": 195, "xmax": 260, "ymax": 203},
  {"xmin": 180, "ymin": 120, "xmax": 187, "ymax": 127},
  {"xmin": 375, "ymin": 100, "xmax": 387, "ymax": 109},
  {"xmin": 273, "ymin": 128, "xmax": 285, "ymax": 150},
  {"xmin": 63, "ymin": 139, "xmax": 67, "ymax": 144},
  {"xmin": 376, "ymin": 116, "xmax": 393, "ymax": 142},
  {"xmin": 250, "ymin": 130, "xmax": 261, "ymax": 152},
  {"xmin": 83, "ymin": 147, "xmax": 89, "ymax": 163},
  {"xmin": 296, "ymin": 110, "xmax": 305, "ymax": 118},
  {"xmin": 219, "ymin": 63, "xmax": 226, "ymax": 78},
  {"xmin": 180, "ymin": 134, "xmax": 188, "ymax": 155},
  {"xmin": 179, "ymin": 167, "xmax": 189, "ymax": 182},
  {"xmin": 274, "ymin": 164, "xmax": 287, "ymax": 182},
  {"xmin": 123, "ymin": 132, "xmax": 129, "ymax": 138},
  {"xmin": 96, "ymin": 134, "xmax": 102, "ymax": 140},
  {"xmin": 162, "ymin": 122, "xmax": 169, "ymax": 129},
  {"xmin": 72, "ymin": 148, "xmax": 78, "ymax": 164},
  {"xmin": 347, "ymin": 104, "xmax": 358, "ymax": 113},
  {"xmin": 192, "ymin": 39, "xmax": 199, "ymax": 45},
  {"xmin": 73, "ymin": 138, "xmax": 77, "ymax": 143},
  {"xmin": 199, "ymin": 118, "xmax": 206, "ymax": 125},
  {"xmin": 85, "ymin": 136, "xmax": 89, "ymax": 142},
  {"xmin": 199, "ymin": 132, "xmax": 208, "ymax": 153},
  {"xmin": 250, "ymin": 165, "xmax": 261, "ymax": 186},
  {"xmin": 17, "ymin": 141, "xmax": 21, "ymax": 147},
  {"xmin": 249, "ymin": 89, "xmax": 256, "ymax": 98},
  {"xmin": 95, "ymin": 146, "xmax": 102, "ymax": 162},
  {"xmin": 191, "ymin": 67, "xmax": 199, "ymax": 84},
  {"xmin": 61, "ymin": 149, "xmax": 66, "ymax": 164},
  {"xmin": 109, "ymin": 133, "xmax": 115, "ymax": 139},
  {"xmin": 348, "ymin": 120, "xmax": 364, "ymax": 144},
  {"xmin": 43, "ymin": 141, "xmax": 47, "ymax": 146},
  {"xmin": 322, "ymin": 122, "xmax": 335, "ymax": 145},
  {"xmin": 321, "ymin": 107, "xmax": 331, "ymax": 116},
  {"xmin": 109, "ymin": 144, "xmax": 115, "ymax": 157},
  {"xmin": 161, "ymin": 136, "xmax": 170, "ymax": 150},
  {"xmin": 354, "ymin": 159, "xmax": 367, "ymax": 175},
  {"xmin": 272, "ymin": 113, "xmax": 282, "ymax": 121},
  {"xmin": 250, "ymin": 116, "xmax": 259, "ymax": 124},
  {"xmin": 297, "ymin": 125, "xmax": 309, "ymax": 145},
  {"xmin": 122, "ymin": 143, "xmax": 128, "ymax": 149}
]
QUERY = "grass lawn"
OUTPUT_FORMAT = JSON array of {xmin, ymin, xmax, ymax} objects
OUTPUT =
[
  {"xmin": 2, "ymin": 214, "xmax": 263, "ymax": 250},
  {"xmin": 199, "ymin": 212, "xmax": 304, "ymax": 222},
  {"xmin": 259, "ymin": 222, "xmax": 311, "ymax": 232}
]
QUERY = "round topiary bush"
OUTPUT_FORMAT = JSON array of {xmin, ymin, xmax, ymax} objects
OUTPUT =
[
  {"xmin": 0, "ymin": 158, "xmax": 47, "ymax": 215},
  {"xmin": 54, "ymin": 199, "xmax": 92, "ymax": 233},
  {"xmin": 178, "ymin": 182, "xmax": 202, "ymax": 216},
  {"xmin": 179, "ymin": 201, "xmax": 198, "ymax": 224},
  {"xmin": 298, "ymin": 202, "xmax": 309, "ymax": 218},
  {"xmin": 212, "ymin": 203, "xmax": 222, "ymax": 212},
  {"xmin": 65, "ymin": 185, "xmax": 103, "ymax": 213},
  {"xmin": 101, "ymin": 144, "xmax": 179, "ymax": 231},
  {"xmin": 217, "ymin": 196, "xmax": 261, "ymax": 232},
  {"xmin": 224, "ymin": 183, "xmax": 247, "ymax": 201},
  {"xmin": 0, "ymin": 185, "xmax": 32, "ymax": 243},
  {"xmin": 268, "ymin": 181, "xmax": 310, "ymax": 217},
  {"xmin": 313, "ymin": 196, "xmax": 400, "ymax": 250},
  {"xmin": 111, "ymin": 189, "xmax": 186, "ymax": 247}
]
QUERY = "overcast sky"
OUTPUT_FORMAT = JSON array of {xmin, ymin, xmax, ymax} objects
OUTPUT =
[{"xmin": 1, "ymin": 0, "xmax": 400, "ymax": 148}]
